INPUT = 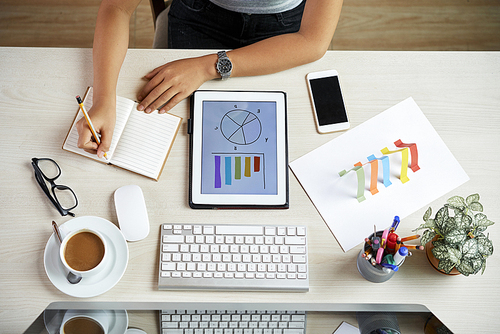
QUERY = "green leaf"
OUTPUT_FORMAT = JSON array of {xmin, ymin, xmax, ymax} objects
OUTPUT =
[
  {"xmin": 460, "ymin": 213, "xmax": 473, "ymax": 229},
  {"xmin": 456, "ymin": 259, "xmax": 474, "ymax": 276},
  {"xmin": 420, "ymin": 229, "xmax": 436, "ymax": 245},
  {"xmin": 474, "ymin": 213, "xmax": 495, "ymax": 228},
  {"xmin": 441, "ymin": 217, "xmax": 457, "ymax": 235},
  {"xmin": 423, "ymin": 207, "xmax": 432, "ymax": 222},
  {"xmin": 438, "ymin": 259, "xmax": 457, "ymax": 274},
  {"xmin": 457, "ymin": 257, "xmax": 483, "ymax": 276},
  {"xmin": 432, "ymin": 245, "xmax": 451, "ymax": 260},
  {"xmin": 414, "ymin": 219, "xmax": 436, "ymax": 232},
  {"xmin": 466, "ymin": 193, "xmax": 480, "ymax": 206},
  {"xmin": 448, "ymin": 195, "xmax": 466, "ymax": 209},
  {"xmin": 432, "ymin": 239, "xmax": 446, "ymax": 248},
  {"xmin": 470, "ymin": 257, "xmax": 484, "ymax": 275},
  {"xmin": 476, "ymin": 237, "xmax": 494, "ymax": 257},
  {"xmin": 448, "ymin": 247, "xmax": 461, "ymax": 264},
  {"xmin": 462, "ymin": 238, "xmax": 479, "ymax": 259},
  {"xmin": 444, "ymin": 229, "xmax": 467, "ymax": 245},
  {"xmin": 435, "ymin": 206, "xmax": 449, "ymax": 229},
  {"xmin": 469, "ymin": 202, "xmax": 484, "ymax": 212}
]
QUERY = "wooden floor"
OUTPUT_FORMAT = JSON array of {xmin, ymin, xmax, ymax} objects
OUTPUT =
[{"xmin": 1, "ymin": 0, "xmax": 500, "ymax": 50}]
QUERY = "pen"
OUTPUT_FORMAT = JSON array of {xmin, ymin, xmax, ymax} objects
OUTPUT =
[
  {"xmin": 390, "ymin": 216, "xmax": 400, "ymax": 232},
  {"xmin": 76, "ymin": 95, "xmax": 108, "ymax": 159},
  {"xmin": 380, "ymin": 263, "xmax": 399, "ymax": 272}
]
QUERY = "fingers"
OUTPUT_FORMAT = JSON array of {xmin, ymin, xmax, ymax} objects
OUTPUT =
[
  {"xmin": 97, "ymin": 127, "xmax": 113, "ymax": 159},
  {"xmin": 137, "ymin": 65, "xmax": 166, "ymax": 102},
  {"xmin": 75, "ymin": 103, "xmax": 115, "ymax": 159},
  {"xmin": 143, "ymin": 66, "xmax": 163, "ymax": 80},
  {"xmin": 159, "ymin": 92, "xmax": 187, "ymax": 114},
  {"xmin": 76, "ymin": 119, "xmax": 99, "ymax": 153},
  {"xmin": 138, "ymin": 79, "xmax": 173, "ymax": 113},
  {"xmin": 137, "ymin": 57, "xmax": 210, "ymax": 113}
]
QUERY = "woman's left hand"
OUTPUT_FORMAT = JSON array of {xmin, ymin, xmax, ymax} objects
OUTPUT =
[{"xmin": 137, "ymin": 55, "xmax": 217, "ymax": 113}]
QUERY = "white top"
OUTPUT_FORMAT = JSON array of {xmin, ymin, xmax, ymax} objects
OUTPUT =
[{"xmin": 209, "ymin": 0, "xmax": 302, "ymax": 14}]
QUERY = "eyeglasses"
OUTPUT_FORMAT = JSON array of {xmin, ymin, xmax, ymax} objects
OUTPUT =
[{"xmin": 31, "ymin": 158, "xmax": 78, "ymax": 217}]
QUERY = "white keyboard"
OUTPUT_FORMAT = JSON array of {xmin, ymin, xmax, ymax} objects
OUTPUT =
[
  {"xmin": 160, "ymin": 310, "xmax": 307, "ymax": 334},
  {"xmin": 158, "ymin": 224, "xmax": 309, "ymax": 291}
]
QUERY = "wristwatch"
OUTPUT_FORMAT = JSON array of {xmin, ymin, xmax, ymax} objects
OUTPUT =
[{"xmin": 216, "ymin": 51, "xmax": 232, "ymax": 80}]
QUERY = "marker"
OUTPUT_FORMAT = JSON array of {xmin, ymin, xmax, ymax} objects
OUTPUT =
[
  {"xmin": 376, "ymin": 247, "xmax": 384, "ymax": 264},
  {"xmin": 390, "ymin": 216, "xmax": 400, "ymax": 232},
  {"xmin": 386, "ymin": 232, "xmax": 398, "ymax": 254},
  {"xmin": 381, "ymin": 229, "xmax": 390, "ymax": 248},
  {"xmin": 380, "ymin": 263, "xmax": 399, "ymax": 272},
  {"xmin": 394, "ymin": 246, "xmax": 408, "ymax": 266},
  {"xmin": 76, "ymin": 95, "xmax": 108, "ymax": 159}
]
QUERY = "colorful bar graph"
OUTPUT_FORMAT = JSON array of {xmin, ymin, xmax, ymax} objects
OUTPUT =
[
  {"xmin": 213, "ymin": 154, "xmax": 265, "ymax": 189},
  {"xmin": 339, "ymin": 139, "xmax": 420, "ymax": 203}
]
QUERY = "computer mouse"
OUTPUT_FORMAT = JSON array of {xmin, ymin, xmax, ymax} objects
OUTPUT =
[{"xmin": 114, "ymin": 185, "xmax": 150, "ymax": 242}]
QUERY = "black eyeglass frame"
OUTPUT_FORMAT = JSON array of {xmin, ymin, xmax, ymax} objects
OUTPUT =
[{"xmin": 31, "ymin": 157, "xmax": 78, "ymax": 217}]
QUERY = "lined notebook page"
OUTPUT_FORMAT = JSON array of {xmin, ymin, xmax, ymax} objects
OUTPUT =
[
  {"xmin": 111, "ymin": 108, "xmax": 182, "ymax": 179},
  {"xmin": 62, "ymin": 88, "xmax": 135, "ymax": 161}
]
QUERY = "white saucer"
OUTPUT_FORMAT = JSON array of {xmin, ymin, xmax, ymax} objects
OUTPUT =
[
  {"xmin": 43, "ymin": 309, "xmax": 128, "ymax": 334},
  {"xmin": 44, "ymin": 216, "xmax": 129, "ymax": 298}
]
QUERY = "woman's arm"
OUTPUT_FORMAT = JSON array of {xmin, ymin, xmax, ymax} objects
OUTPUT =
[
  {"xmin": 76, "ymin": 0, "xmax": 141, "ymax": 158},
  {"xmin": 229, "ymin": 0, "xmax": 342, "ymax": 77},
  {"xmin": 137, "ymin": 0, "xmax": 343, "ymax": 114}
]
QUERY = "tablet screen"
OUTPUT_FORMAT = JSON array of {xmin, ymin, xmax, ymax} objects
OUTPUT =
[
  {"xmin": 201, "ymin": 101, "xmax": 277, "ymax": 195},
  {"xmin": 190, "ymin": 91, "xmax": 288, "ymax": 208}
]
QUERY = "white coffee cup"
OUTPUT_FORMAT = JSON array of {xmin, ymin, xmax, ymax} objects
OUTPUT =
[
  {"xmin": 60, "ymin": 310, "xmax": 109, "ymax": 334},
  {"xmin": 59, "ymin": 228, "xmax": 108, "ymax": 278}
]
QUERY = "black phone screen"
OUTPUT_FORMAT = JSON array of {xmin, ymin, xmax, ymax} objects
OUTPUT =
[{"xmin": 309, "ymin": 76, "xmax": 348, "ymax": 126}]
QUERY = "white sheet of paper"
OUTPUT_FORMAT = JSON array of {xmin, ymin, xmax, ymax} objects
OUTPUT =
[
  {"xmin": 333, "ymin": 322, "xmax": 359, "ymax": 334},
  {"xmin": 289, "ymin": 98, "xmax": 469, "ymax": 252}
]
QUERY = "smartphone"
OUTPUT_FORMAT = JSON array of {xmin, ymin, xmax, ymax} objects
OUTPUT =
[{"xmin": 306, "ymin": 69, "xmax": 350, "ymax": 133}]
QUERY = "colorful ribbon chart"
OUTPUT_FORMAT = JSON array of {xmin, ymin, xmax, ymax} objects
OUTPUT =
[{"xmin": 339, "ymin": 139, "xmax": 420, "ymax": 202}]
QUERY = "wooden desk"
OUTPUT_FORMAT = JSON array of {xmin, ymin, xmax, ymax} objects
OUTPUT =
[{"xmin": 0, "ymin": 48, "xmax": 499, "ymax": 333}]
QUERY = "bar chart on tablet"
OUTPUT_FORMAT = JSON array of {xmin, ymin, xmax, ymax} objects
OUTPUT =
[{"xmin": 213, "ymin": 153, "xmax": 266, "ymax": 189}]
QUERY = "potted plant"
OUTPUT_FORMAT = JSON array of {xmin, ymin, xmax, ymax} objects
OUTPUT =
[{"xmin": 414, "ymin": 194, "xmax": 494, "ymax": 276}]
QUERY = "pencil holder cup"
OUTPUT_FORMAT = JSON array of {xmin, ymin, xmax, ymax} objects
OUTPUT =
[{"xmin": 356, "ymin": 231, "xmax": 396, "ymax": 283}]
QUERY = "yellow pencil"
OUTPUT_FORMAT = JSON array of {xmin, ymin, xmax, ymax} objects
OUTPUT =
[
  {"xmin": 76, "ymin": 95, "xmax": 108, "ymax": 159},
  {"xmin": 401, "ymin": 234, "xmax": 420, "ymax": 242}
]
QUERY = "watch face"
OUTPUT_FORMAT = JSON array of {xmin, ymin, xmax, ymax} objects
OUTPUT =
[{"xmin": 217, "ymin": 58, "xmax": 232, "ymax": 74}]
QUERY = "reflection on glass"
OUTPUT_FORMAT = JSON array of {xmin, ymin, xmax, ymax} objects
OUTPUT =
[{"xmin": 23, "ymin": 304, "xmax": 453, "ymax": 334}]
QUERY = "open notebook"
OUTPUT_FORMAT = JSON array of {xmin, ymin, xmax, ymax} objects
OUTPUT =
[{"xmin": 63, "ymin": 87, "xmax": 182, "ymax": 180}]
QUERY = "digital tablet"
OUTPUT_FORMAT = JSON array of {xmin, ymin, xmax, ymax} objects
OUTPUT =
[{"xmin": 188, "ymin": 90, "xmax": 289, "ymax": 209}]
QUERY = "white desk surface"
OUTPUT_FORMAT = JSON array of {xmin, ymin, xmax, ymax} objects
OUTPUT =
[{"xmin": 0, "ymin": 47, "xmax": 499, "ymax": 333}]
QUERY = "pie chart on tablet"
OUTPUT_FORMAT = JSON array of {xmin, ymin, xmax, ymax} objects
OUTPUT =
[{"xmin": 220, "ymin": 109, "xmax": 262, "ymax": 145}]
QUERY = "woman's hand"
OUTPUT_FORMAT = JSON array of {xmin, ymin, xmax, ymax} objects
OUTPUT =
[
  {"xmin": 137, "ymin": 55, "xmax": 218, "ymax": 114},
  {"xmin": 76, "ymin": 99, "xmax": 116, "ymax": 158}
]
